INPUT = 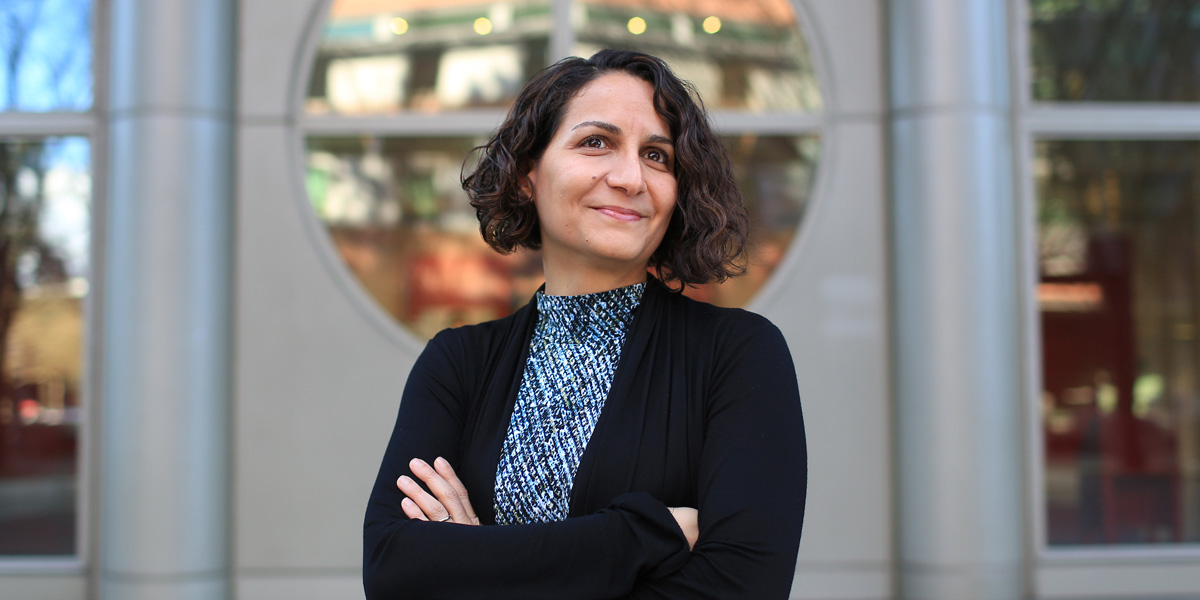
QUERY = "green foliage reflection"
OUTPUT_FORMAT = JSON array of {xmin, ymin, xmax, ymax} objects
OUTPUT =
[{"xmin": 1030, "ymin": 0, "xmax": 1200, "ymax": 102}]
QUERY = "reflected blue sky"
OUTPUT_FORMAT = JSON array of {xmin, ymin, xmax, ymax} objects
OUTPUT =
[
  {"xmin": 38, "ymin": 137, "xmax": 90, "ymax": 280},
  {"xmin": 0, "ymin": 0, "xmax": 94, "ymax": 282},
  {"xmin": 0, "ymin": 0, "xmax": 92, "ymax": 112}
]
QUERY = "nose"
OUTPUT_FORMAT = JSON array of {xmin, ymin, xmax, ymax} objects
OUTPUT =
[{"xmin": 605, "ymin": 150, "xmax": 646, "ymax": 196}]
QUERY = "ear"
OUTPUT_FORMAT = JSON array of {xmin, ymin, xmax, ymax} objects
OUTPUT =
[{"xmin": 518, "ymin": 164, "xmax": 536, "ymax": 201}]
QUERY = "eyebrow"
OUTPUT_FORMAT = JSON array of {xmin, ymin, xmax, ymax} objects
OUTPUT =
[{"xmin": 571, "ymin": 120, "xmax": 674, "ymax": 146}]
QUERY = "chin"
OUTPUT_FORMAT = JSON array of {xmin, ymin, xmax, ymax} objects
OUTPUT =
[{"xmin": 587, "ymin": 242, "xmax": 654, "ymax": 266}]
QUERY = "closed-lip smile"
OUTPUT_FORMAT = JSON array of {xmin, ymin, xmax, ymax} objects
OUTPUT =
[{"xmin": 593, "ymin": 205, "xmax": 644, "ymax": 222}]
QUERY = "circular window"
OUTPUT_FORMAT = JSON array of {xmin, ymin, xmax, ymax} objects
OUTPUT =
[{"xmin": 303, "ymin": 0, "xmax": 824, "ymax": 339}]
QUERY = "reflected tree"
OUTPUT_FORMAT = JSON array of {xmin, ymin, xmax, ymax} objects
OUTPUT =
[
  {"xmin": 0, "ymin": 142, "xmax": 62, "ymax": 472},
  {"xmin": 0, "ymin": 0, "xmax": 92, "ymax": 111},
  {"xmin": 1030, "ymin": 0, "xmax": 1200, "ymax": 102},
  {"xmin": 0, "ymin": 0, "xmax": 88, "ymax": 473}
]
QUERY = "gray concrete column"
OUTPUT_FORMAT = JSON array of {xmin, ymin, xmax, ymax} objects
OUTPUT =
[
  {"xmin": 888, "ymin": 1, "xmax": 1023, "ymax": 599},
  {"xmin": 100, "ymin": 1, "xmax": 235, "ymax": 599}
]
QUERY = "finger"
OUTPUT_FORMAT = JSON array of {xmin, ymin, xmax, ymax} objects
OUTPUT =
[
  {"xmin": 667, "ymin": 506, "xmax": 699, "ymax": 550},
  {"xmin": 409, "ymin": 459, "xmax": 468, "ymax": 523},
  {"xmin": 435, "ymin": 457, "xmax": 479, "ymax": 525},
  {"xmin": 400, "ymin": 497, "xmax": 428, "ymax": 521},
  {"xmin": 396, "ymin": 474, "xmax": 451, "ymax": 523}
]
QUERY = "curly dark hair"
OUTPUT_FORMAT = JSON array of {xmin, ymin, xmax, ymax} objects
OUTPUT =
[{"xmin": 462, "ymin": 48, "xmax": 749, "ymax": 289}]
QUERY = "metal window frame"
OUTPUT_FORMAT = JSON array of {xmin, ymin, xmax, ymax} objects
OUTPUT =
[
  {"xmin": 1012, "ymin": 0, "xmax": 1200, "ymax": 592},
  {"xmin": 0, "ymin": 0, "xmax": 106, "ymax": 577}
]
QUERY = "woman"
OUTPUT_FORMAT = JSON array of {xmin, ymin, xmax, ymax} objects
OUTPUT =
[{"xmin": 364, "ymin": 49, "xmax": 806, "ymax": 599}]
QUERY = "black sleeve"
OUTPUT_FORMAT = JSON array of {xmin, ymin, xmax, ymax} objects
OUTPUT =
[
  {"xmin": 362, "ymin": 329, "xmax": 690, "ymax": 600},
  {"xmin": 625, "ymin": 314, "xmax": 807, "ymax": 599}
]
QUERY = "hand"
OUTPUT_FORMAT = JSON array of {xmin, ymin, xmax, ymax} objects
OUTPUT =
[
  {"xmin": 397, "ymin": 457, "xmax": 480, "ymax": 526},
  {"xmin": 668, "ymin": 506, "xmax": 698, "ymax": 550}
]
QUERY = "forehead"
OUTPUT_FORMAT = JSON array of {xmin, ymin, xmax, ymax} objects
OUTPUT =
[{"xmin": 561, "ymin": 72, "xmax": 669, "ymax": 134}]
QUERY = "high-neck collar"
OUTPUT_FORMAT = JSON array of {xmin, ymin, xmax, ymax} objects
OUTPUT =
[{"xmin": 534, "ymin": 281, "xmax": 645, "ymax": 342}]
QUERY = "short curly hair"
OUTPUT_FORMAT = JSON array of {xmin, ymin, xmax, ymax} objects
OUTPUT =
[{"xmin": 462, "ymin": 49, "xmax": 749, "ymax": 289}]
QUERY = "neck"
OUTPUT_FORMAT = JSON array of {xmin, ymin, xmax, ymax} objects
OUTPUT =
[{"xmin": 542, "ymin": 260, "xmax": 649, "ymax": 296}]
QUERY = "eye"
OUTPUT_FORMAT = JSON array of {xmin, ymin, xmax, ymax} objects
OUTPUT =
[
  {"xmin": 581, "ymin": 135, "xmax": 608, "ymax": 149},
  {"xmin": 644, "ymin": 147, "xmax": 670, "ymax": 165}
]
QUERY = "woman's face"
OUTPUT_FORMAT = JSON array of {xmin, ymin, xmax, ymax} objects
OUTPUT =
[{"xmin": 522, "ymin": 72, "xmax": 677, "ymax": 289}]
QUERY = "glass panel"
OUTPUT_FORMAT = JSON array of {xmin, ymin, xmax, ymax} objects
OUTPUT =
[
  {"xmin": 687, "ymin": 134, "xmax": 818, "ymax": 307},
  {"xmin": 0, "ymin": 137, "xmax": 90, "ymax": 555},
  {"xmin": 307, "ymin": 0, "xmax": 552, "ymax": 115},
  {"xmin": 306, "ymin": 136, "xmax": 533, "ymax": 340},
  {"xmin": 1038, "ymin": 140, "xmax": 1200, "ymax": 545},
  {"xmin": 0, "ymin": 0, "xmax": 93, "ymax": 112},
  {"xmin": 574, "ymin": 0, "xmax": 822, "ymax": 112},
  {"xmin": 306, "ymin": 134, "xmax": 818, "ymax": 338},
  {"xmin": 1029, "ymin": 0, "xmax": 1200, "ymax": 102}
]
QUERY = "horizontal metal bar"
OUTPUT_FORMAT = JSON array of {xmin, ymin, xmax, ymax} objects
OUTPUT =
[
  {"xmin": 1039, "ymin": 544, "xmax": 1200, "ymax": 564},
  {"xmin": 0, "ymin": 556, "xmax": 85, "ymax": 574},
  {"xmin": 710, "ymin": 112, "xmax": 825, "ymax": 135},
  {"xmin": 300, "ymin": 110, "xmax": 509, "ymax": 137},
  {"xmin": 0, "ymin": 112, "xmax": 94, "ymax": 137},
  {"xmin": 302, "ymin": 110, "xmax": 826, "ymax": 138},
  {"xmin": 1024, "ymin": 104, "xmax": 1200, "ymax": 139}
]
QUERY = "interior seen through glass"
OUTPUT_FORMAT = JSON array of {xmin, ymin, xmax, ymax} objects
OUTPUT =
[{"xmin": 1038, "ymin": 140, "xmax": 1200, "ymax": 545}]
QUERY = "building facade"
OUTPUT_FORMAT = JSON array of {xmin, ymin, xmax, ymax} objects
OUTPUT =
[{"xmin": 1, "ymin": 0, "xmax": 1198, "ymax": 599}]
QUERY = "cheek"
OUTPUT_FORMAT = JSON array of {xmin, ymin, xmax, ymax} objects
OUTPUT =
[
  {"xmin": 657, "ymin": 201, "xmax": 675, "ymax": 230},
  {"xmin": 532, "ymin": 198, "xmax": 570, "ymax": 232},
  {"xmin": 655, "ymin": 186, "xmax": 678, "ymax": 227},
  {"xmin": 650, "ymin": 201, "xmax": 676, "ymax": 247}
]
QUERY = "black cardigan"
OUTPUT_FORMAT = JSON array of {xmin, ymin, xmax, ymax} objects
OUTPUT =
[{"xmin": 363, "ymin": 278, "xmax": 807, "ymax": 599}]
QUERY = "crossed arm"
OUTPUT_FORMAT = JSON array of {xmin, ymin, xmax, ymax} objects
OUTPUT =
[
  {"xmin": 395, "ymin": 456, "xmax": 700, "ymax": 550},
  {"xmin": 363, "ymin": 329, "xmax": 696, "ymax": 600}
]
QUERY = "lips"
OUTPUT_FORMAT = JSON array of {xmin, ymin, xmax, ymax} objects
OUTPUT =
[{"xmin": 593, "ymin": 206, "xmax": 644, "ymax": 222}]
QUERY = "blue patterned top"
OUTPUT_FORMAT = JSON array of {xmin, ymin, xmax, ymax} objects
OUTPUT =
[{"xmin": 493, "ymin": 281, "xmax": 645, "ymax": 524}]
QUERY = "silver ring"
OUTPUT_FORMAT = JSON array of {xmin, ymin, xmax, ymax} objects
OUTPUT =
[{"xmin": 438, "ymin": 515, "xmax": 451, "ymax": 522}]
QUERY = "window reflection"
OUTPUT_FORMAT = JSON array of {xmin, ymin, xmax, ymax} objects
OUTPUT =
[
  {"xmin": 307, "ymin": 136, "xmax": 540, "ymax": 339},
  {"xmin": 308, "ymin": 0, "xmax": 550, "ymax": 114},
  {"xmin": 0, "ymin": 0, "xmax": 93, "ymax": 112},
  {"xmin": 307, "ymin": 0, "xmax": 820, "ymax": 115},
  {"xmin": 1038, "ymin": 140, "xmax": 1200, "ymax": 545},
  {"xmin": 686, "ymin": 134, "xmax": 818, "ymax": 307},
  {"xmin": 574, "ymin": 0, "xmax": 821, "ymax": 112},
  {"xmin": 0, "ymin": 137, "xmax": 90, "ymax": 555},
  {"xmin": 1030, "ymin": 0, "xmax": 1200, "ymax": 102},
  {"xmin": 307, "ymin": 134, "xmax": 818, "ymax": 338}
]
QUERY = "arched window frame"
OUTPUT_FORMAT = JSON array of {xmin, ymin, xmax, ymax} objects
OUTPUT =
[{"xmin": 295, "ymin": 0, "xmax": 833, "ymax": 347}]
